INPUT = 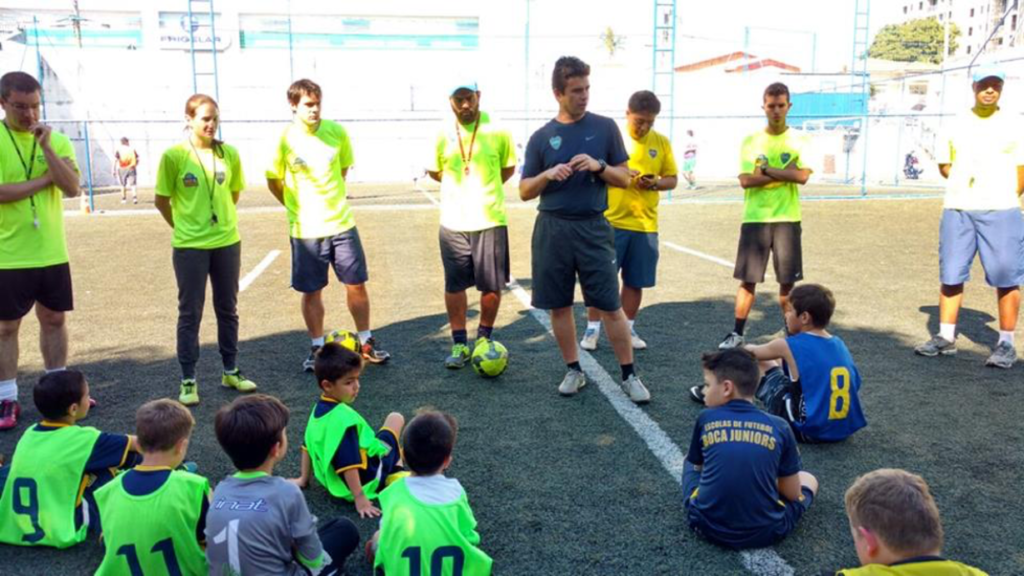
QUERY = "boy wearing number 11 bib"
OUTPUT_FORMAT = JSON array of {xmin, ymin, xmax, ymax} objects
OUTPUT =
[{"xmin": 93, "ymin": 399, "xmax": 209, "ymax": 575}]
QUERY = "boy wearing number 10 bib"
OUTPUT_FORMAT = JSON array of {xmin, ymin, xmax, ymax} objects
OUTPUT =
[
  {"xmin": 369, "ymin": 411, "xmax": 492, "ymax": 576},
  {"xmin": 93, "ymin": 399, "xmax": 210, "ymax": 576},
  {"xmin": 0, "ymin": 371, "xmax": 139, "ymax": 549}
]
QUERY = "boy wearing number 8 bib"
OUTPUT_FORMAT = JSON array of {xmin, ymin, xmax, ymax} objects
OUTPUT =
[
  {"xmin": 206, "ymin": 394, "xmax": 360, "ymax": 576},
  {"xmin": 0, "ymin": 371, "xmax": 140, "ymax": 549},
  {"xmin": 93, "ymin": 399, "xmax": 209, "ymax": 575},
  {"xmin": 368, "ymin": 411, "xmax": 492, "ymax": 576}
]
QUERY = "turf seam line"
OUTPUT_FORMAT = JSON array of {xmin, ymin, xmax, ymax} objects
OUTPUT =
[
  {"xmin": 505, "ymin": 276, "xmax": 794, "ymax": 576},
  {"xmin": 239, "ymin": 250, "xmax": 281, "ymax": 292}
]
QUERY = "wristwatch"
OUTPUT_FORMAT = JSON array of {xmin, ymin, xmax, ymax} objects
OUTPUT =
[{"xmin": 595, "ymin": 159, "xmax": 607, "ymax": 174}]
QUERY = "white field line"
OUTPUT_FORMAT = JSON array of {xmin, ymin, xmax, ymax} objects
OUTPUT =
[
  {"xmin": 505, "ymin": 276, "xmax": 793, "ymax": 576},
  {"xmin": 662, "ymin": 241, "xmax": 734, "ymax": 269},
  {"xmin": 418, "ymin": 188, "xmax": 440, "ymax": 206},
  {"xmin": 239, "ymin": 250, "xmax": 280, "ymax": 292}
]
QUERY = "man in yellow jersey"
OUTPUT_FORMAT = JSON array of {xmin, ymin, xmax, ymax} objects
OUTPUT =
[
  {"xmin": 0, "ymin": 72, "xmax": 81, "ymax": 431},
  {"xmin": 580, "ymin": 91, "xmax": 677, "ymax": 352},
  {"xmin": 267, "ymin": 79, "xmax": 390, "ymax": 371},
  {"xmin": 112, "ymin": 137, "xmax": 138, "ymax": 204},
  {"xmin": 426, "ymin": 81, "xmax": 516, "ymax": 368},
  {"xmin": 719, "ymin": 82, "xmax": 812, "ymax": 350}
]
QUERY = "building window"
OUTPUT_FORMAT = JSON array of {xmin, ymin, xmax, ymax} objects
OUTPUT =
[
  {"xmin": 940, "ymin": 13, "xmax": 944, "ymax": 19},
  {"xmin": 1013, "ymin": 14, "xmax": 1018, "ymax": 31},
  {"xmin": 967, "ymin": 45, "xmax": 972, "ymax": 54},
  {"xmin": 970, "ymin": 7, "xmax": 974, "ymax": 16},
  {"xmin": 918, "ymin": 1, "xmax": 923, "ymax": 8},
  {"xmin": 969, "ymin": 26, "xmax": 973, "ymax": 36}
]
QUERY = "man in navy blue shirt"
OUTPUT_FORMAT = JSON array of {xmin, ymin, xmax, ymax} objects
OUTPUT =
[
  {"xmin": 682, "ymin": 348, "xmax": 818, "ymax": 550},
  {"xmin": 519, "ymin": 56, "xmax": 651, "ymax": 404}
]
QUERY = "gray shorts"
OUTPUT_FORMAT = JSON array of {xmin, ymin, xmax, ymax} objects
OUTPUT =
[
  {"xmin": 290, "ymin": 228, "xmax": 369, "ymax": 293},
  {"xmin": 439, "ymin": 225, "xmax": 510, "ymax": 293},
  {"xmin": 939, "ymin": 208, "xmax": 1024, "ymax": 288},
  {"xmin": 118, "ymin": 168, "xmax": 136, "ymax": 187},
  {"xmin": 734, "ymin": 222, "xmax": 803, "ymax": 285},
  {"xmin": 531, "ymin": 212, "xmax": 621, "ymax": 312}
]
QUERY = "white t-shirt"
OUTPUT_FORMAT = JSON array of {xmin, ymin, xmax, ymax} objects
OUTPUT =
[{"xmin": 937, "ymin": 109, "xmax": 1024, "ymax": 211}]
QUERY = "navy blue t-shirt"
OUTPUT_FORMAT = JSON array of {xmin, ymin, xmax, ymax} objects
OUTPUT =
[
  {"xmin": 522, "ymin": 112, "xmax": 628, "ymax": 219},
  {"xmin": 685, "ymin": 400, "xmax": 801, "ymax": 546}
]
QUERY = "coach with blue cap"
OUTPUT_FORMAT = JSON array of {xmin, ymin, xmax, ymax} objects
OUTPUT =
[{"xmin": 915, "ymin": 64, "xmax": 1024, "ymax": 368}]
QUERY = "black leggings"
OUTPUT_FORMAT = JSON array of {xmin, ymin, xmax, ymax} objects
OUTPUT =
[{"xmin": 317, "ymin": 517, "xmax": 361, "ymax": 575}]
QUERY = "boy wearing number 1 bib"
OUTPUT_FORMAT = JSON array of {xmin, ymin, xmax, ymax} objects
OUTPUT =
[
  {"xmin": 93, "ymin": 399, "xmax": 209, "ymax": 576},
  {"xmin": 0, "ymin": 371, "xmax": 139, "ymax": 549}
]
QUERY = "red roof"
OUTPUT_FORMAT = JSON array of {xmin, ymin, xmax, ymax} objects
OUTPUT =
[
  {"xmin": 725, "ymin": 59, "xmax": 801, "ymax": 73},
  {"xmin": 675, "ymin": 52, "xmax": 801, "ymax": 74},
  {"xmin": 674, "ymin": 51, "xmax": 754, "ymax": 73}
]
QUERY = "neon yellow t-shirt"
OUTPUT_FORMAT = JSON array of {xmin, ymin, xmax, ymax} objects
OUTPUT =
[
  {"xmin": 432, "ymin": 111, "xmax": 516, "ymax": 232},
  {"xmin": 267, "ymin": 119, "xmax": 356, "ymax": 239},
  {"xmin": 739, "ymin": 128, "xmax": 812, "ymax": 223},
  {"xmin": 836, "ymin": 558, "xmax": 988, "ymax": 575},
  {"xmin": 0, "ymin": 126, "xmax": 77, "ymax": 269},
  {"xmin": 155, "ymin": 141, "xmax": 244, "ymax": 250},
  {"xmin": 937, "ymin": 109, "xmax": 1024, "ymax": 211},
  {"xmin": 605, "ymin": 127, "xmax": 677, "ymax": 233}
]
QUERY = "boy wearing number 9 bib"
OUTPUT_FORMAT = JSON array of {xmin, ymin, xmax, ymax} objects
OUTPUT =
[
  {"xmin": 206, "ymin": 394, "xmax": 359, "ymax": 576},
  {"xmin": 0, "ymin": 371, "xmax": 140, "ymax": 549},
  {"xmin": 368, "ymin": 411, "xmax": 492, "ymax": 576},
  {"xmin": 93, "ymin": 399, "xmax": 208, "ymax": 575}
]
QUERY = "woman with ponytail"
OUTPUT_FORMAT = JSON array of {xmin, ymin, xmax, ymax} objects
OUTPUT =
[{"xmin": 154, "ymin": 94, "xmax": 256, "ymax": 406}]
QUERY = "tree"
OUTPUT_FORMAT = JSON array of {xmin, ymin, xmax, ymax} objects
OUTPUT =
[
  {"xmin": 868, "ymin": 17, "xmax": 960, "ymax": 64},
  {"xmin": 601, "ymin": 27, "xmax": 624, "ymax": 56}
]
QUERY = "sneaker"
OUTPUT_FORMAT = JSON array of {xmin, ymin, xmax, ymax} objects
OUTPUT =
[
  {"xmin": 303, "ymin": 346, "xmax": 320, "ymax": 372},
  {"xmin": 621, "ymin": 374, "xmax": 651, "ymax": 404},
  {"xmin": 0, "ymin": 400, "xmax": 20, "ymax": 431},
  {"xmin": 718, "ymin": 332, "xmax": 745, "ymax": 350},
  {"xmin": 558, "ymin": 369, "xmax": 587, "ymax": 396},
  {"xmin": 362, "ymin": 337, "xmax": 391, "ymax": 364},
  {"xmin": 630, "ymin": 328, "xmax": 648, "ymax": 350},
  {"xmin": 580, "ymin": 327, "xmax": 600, "ymax": 351},
  {"xmin": 132, "ymin": 196, "xmax": 138, "ymax": 205},
  {"xmin": 445, "ymin": 343, "xmax": 471, "ymax": 369},
  {"xmin": 178, "ymin": 461, "xmax": 199, "ymax": 474},
  {"xmin": 986, "ymin": 341, "xmax": 1017, "ymax": 369},
  {"xmin": 689, "ymin": 385, "xmax": 706, "ymax": 405},
  {"xmin": 914, "ymin": 335, "xmax": 957, "ymax": 357},
  {"xmin": 178, "ymin": 379, "xmax": 199, "ymax": 406},
  {"xmin": 222, "ymin": 369, "xmax": 257, "ymax": 392},
  {"xmin": 120, "ymin": 198, "xmax": 126, "ymax": 204}
]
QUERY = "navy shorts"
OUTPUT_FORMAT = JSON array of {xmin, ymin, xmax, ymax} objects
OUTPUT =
[
  {"xmin": 439, "ymin": 225, "xmax": 510, "ymax": 293},
  {"xmin": 0, "ymin": 263, "xmax": 74, "ymax": 321},
  {"xmin": 531, "ymin": 212, "xmax": 621, "ymax": 312},
  {"xmin": 939, "ymin": 208, "xmax": 1024, "ymax": 288},
  {"xmin": 290, "ymin": 228, "xmax": 369, "ymax": 293},
  {"xmin": 734, "ymin": 222, "xmax": 803, "ymax": 285},
  {"xmin": 614, "ymin": 229, "xmax": 659, "ymax": 289},
  {"xmin": 360, "ymin": 428, "xmax": 402, "ymax": 485}
]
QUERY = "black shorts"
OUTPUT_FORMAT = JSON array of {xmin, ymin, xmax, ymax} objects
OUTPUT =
[
  {"xmin": 290, "ymin": 228, "xmax": 369, "ymax": 293},
  {"xmin": 439, "ymin": 225, "xmax": 510, "ymax": 293},
  {"xmin": 734, "ymin": 222, "xmax": 803, "ymax": 284},
  {"xmin": 0, "ymin": 263, "xmax": 74, "ymax": 320},
  {"xmin": 531, "ymin": 212, "xmax": 621, "ymax": 312}
]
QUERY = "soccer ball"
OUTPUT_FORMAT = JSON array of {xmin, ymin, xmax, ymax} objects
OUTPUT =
[
  {"xmin": 325, "ymin": 329, "xmax": 360, "ymax": 353},
  {"xmin": 471, "ymin": 340, "xmax": 509, "ymax": 378}
]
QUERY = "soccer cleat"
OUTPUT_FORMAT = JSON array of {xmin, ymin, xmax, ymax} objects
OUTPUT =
[
  {"xmin": 630, "ymin": 328, "xmax": 648, "ymax": 350},
  {"xmin": 689, "ymin": 385, "xmax": 706, "ymax": 405},
  {"xmin": 621, "ymin": 374, "xmax": 651, "ymax": 404},
  {"xmin": 914, "ymin": 335, "xmax": 957, "ymax": 357},
  {"xmin": 0, "ymin": 400, "xmax": 20, "ymax": 431},
  {"xmin": 580, "ymin": 327, "xmax": 600, "ymax": 351},
  {"xmin": 558, "ymin": 369, "xmax": 587, "ymax": 396},
  {"xmin": 362, "ymin": 337, "xmax": 391, "ymax": 364},
  {"xmin": 178, "ymin": 379, "xmax": 199, "ymax": 406},
  {"xmin": 222, "ymin": 370, "xmax": 257, "ymax": 392},
  {"xmin": 985, "ymin": 341, "xmax": 1017, "ymax": 369},
  {"xmin": 303, "ymin": 346, "xmax": 320, "ymax": 372},
  {"xmin": 718, "ymin": 332, "xmax": 745, "ymax": 350},
  {"xmin": 445, "ymin": 343, "xmax": 471, "ymax": 369}
]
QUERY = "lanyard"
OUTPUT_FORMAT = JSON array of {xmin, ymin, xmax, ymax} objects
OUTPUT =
[
  {"xmin": 188, "ymin": 139, "xmax": 219, "ymax": 226},
  {"xmin": 3, "ymin": 121, "xmax": 39, "ymax": 228},
  {"xmin": 455, "ymin": 117, "xmax": 480, "ymax": 176}
]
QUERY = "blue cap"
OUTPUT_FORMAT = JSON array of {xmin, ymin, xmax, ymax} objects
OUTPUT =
[
  {"xmin": 972, "ymin": 64, "xmax": 1006, "ymax": 83},
  {"xmin": 450, "ymin": 81, "xmax": 478, "ymax": 95}
]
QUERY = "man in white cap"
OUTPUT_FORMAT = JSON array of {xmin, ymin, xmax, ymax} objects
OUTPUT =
[
  {"xmin": 915, "ymin": 64, "xmax": 1024, "ymax": 368},
  {"xmin": 426, "ymin": 81, "xmax": 516, "ymax": 368}
]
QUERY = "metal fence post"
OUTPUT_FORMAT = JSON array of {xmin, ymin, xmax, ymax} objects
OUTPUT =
[{"xmin": 82, "ymin": 121, "xmax": 95, "ymax": 212}]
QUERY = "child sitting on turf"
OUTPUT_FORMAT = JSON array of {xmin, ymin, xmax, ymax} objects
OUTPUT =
[
  {"xmin": 93, "ymin": 399, "xmax": 210, "ymax": 575},
  {"xmin": 691, "ymin": 283, "xmax": 867, "ymax": 443},
  {"xmin": 293, "ymin": 342, "xmax": 405, "ymax": 518},
  {"xmin": 0, "ymin": 370, "xmax": 140, "ymax": 549},
  {"xmin": 369, "ymin": 411, "xmax": 492, "ymax": 575},
  {"xmin": 682, "ymin": 348, "xmax": 819, "ymax": 550},
  {"xmin": 837, "ymin": 468, "xmax": 987, "ymax": 575},
  {"xmin": 207, "ymin": 394, "xmax": 360, "ymax": 575}
]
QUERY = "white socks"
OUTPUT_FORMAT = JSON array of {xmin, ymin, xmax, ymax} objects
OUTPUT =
[
  {"xmin": 939, "ymin": 323, "xmax": 956, "ymax": 342},
  {"xmin": 358, "ymin": 330, "xmax": 372, "ymax": 345},
  {"xmin": 628, "ymin": 319, "xmax": 635, "ymax": 330},
  {"xmin": 311, "ymin": 336, "xmax": 325, "ymax": 347},
  {"xmin": 587, "ymin": 321, "xmax": 601, "ymax": 331},
  {"xmin": 0, "ymin": 379, "xmax": 16, "ymax": 402},
  {"xmin": 45, "ymin": 367, "xmax": 66, "ymax": 374},
  {"xmin": 999, "ymin": 330, "xmax": 1015, "ymax": 346}
]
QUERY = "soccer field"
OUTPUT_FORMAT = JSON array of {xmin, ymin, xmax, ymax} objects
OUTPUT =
[{"xmin": 3, "ymin": 183, "xmax": 1022, "ymax": 575}]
